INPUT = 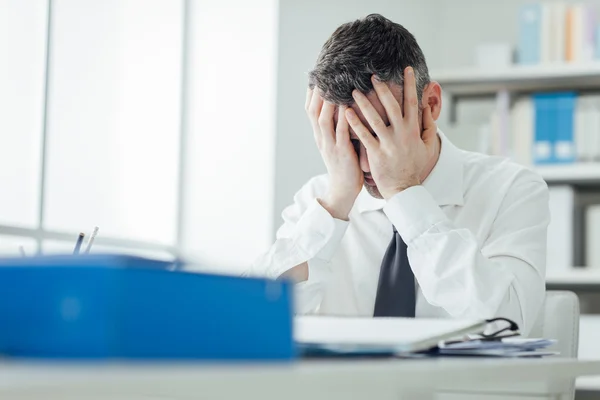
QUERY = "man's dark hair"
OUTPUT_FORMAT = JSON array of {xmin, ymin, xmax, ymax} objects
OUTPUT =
[{"xmin": 308, "ymin": 14, "xmax": 430, "ymax": 105}]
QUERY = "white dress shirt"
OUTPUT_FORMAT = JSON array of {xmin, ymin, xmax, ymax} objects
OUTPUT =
[{"xmin": 246, "ymin": 131, "xmax": 550, "ymax": 335}]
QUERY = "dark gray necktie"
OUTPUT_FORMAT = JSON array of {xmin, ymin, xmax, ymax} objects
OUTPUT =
[{"xmin": 373, "ymin": 226, "xmax": 416, "ymax": 317}]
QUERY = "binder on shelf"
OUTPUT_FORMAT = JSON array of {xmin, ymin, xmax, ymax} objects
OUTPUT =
[
  {"xmin": 540, "ymin": 3, "xmax": 553, "ymax": 63},
  {"xmin": 518, "ymin": 3, "xmax": 542, "ymax": 64},
  {"xmin": 0, "ymin": 255, "xmax": 294, "ymax": 361},
  {"xmin": 511, "ymin": 97, "xmax": 534, "ymax": 166},
  {"xmin": 550, "ymin": 3, "xmax": 567, "ymax": 63},
  {"xmin": 554, "ymin": 92, "xmax": 576, "ymax": 164},
  {"xmin": 547, "ymin": 186, "xmax": 575, "ymax": 271},
  {"xmin": 533, "ymin": 93, "xmax": 554, "ymax": 164},
  {"xmin": 588, "ymin": 95, "xmax": 600, "ymax": 161},
  {"xmin": 586, "ymin": 204, "xmax": 600, "ymax": 267},
  {"xmin": 574, "ymin": 95, "xmax": 591, "ymax": 161}
]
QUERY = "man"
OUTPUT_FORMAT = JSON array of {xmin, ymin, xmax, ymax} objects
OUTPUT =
[{"xmin": 246, "ymin": 14, "xmax": 549, "ymax": 335}]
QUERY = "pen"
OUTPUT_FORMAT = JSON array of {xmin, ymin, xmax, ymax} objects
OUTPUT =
[
  {"xmin": 84, "ymin": 226, "xmax": 99, "ymax": 254},
  {"xmin": 73, "ymin": 232, "xmax": 85, "ymax": 255}
]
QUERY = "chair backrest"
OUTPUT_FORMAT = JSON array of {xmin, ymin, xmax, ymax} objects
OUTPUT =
[{"xmin": 537, "ymin": 290, "xmax": 580, "ymax": 358}]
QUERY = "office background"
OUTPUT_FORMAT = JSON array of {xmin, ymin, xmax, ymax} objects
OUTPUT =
[{"xmin": 4, "ymin": 0, "xmax": 600, "ymax": 390}]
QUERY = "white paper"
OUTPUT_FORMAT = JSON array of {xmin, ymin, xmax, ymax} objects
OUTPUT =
[{"xmin": 294, "ymin": 316, "xmax": 485, "ymax": 347}]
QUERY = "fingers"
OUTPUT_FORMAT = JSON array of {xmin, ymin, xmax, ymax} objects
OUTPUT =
[
  {"xmin": 351, "ymin": 90, "xmax": 389, "ymax": 140},
  {"xmin": 421, "ymin": 105, "xmax": 438, "ymax": 143},
  {"xmin": 305, "ymin": 88, "xmax": 313, "ymax": 111},
  {"xmin": 403, "ymin": 67, "xmax": 419, "ymax": 127},
  {"xmin": 336, "ymin": 105, "xmax": 350, "ymax": 144},
  {"xmin": 318, "ymin": 101, "xmax": 336, "ymax": 147},
  {"xmin": 345, "ymin": 108, "xmax": 378, "ymax": 151},
  {"xmin": 307, "ymin": 88, "xmax": 324, "ymax": 125},
  {"xmin": 307, "ymin": 89, "xmax": 324, "ymax": 147},
  {"xmin": 371, "ymin": 76, "xmax": 402, "ymax": 124}
]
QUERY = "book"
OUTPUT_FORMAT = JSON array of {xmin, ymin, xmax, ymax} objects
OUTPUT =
[
  {"xmin": 566, "ymin": 4, "xmax": 596, "ymax": 63},
  {"xmin": 518, "ymin": 3, "xmax": 542, "ymax": 64},
  {"xmin": 547, "ymin": 186, "xmax": 575, "ymax": 271},
  {"xmin": 566, "ymin": 5, "xmax": 576, "ymax": 62},
  {"xmin": 574, "ymin": 95, "xmax": 591, "ymax": 161},
  {"xmin": 511, "ymin": 97, "xmax": 534, "ymax": 165},
  {"xmin": 551, "ymin": 3, "xmax": 567, "ymax": 63},
  {"xmin": 582, "ymin": 4, "xmax": 597, "ymax": 62},
  {"xmin": 295, "ymin": 316, "xmax": 489, "ymax": 354},
  {"xmin": 541, "ymin": 3, "xmax": 553, "ymax": 63},
  {"xmin": 586, "ymin": 205, "xmax": 600, "ymax": 267},
  {"xmin": 588, "ymin": 95, "xmax": 600, "ymax": 161}
]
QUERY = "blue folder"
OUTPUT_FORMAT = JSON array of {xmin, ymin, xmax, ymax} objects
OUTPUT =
[
  {"xmin": 0, "ymin": 254, "xmax": 294, "ymax": 361},
  {"xmin": 533, "ymin": 93, "xmax": 555, "ymax": 164}
]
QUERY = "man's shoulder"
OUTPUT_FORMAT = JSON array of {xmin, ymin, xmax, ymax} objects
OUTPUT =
[{"xmin": 460, "ymin": 149, "xmax": 547, "ymax": 192}]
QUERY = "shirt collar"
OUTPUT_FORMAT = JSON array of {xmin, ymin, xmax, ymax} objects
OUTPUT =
[{"xmin": 355, "ymin": 129, "xmax": 465, "ymax": 214}]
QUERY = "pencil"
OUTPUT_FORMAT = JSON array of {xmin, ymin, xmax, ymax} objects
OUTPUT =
[
  {"xmin": 73, "ymin": 232, "xmax": 85, "ymax": 255},
  {"xmin": 84, "ymin": 226, "xmax": 99, "ymax": 254}
]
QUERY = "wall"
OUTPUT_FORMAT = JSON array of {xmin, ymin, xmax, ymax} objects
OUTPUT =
[{"xmin": 273, "ymin": 0, "xmax": 438, "ymax": 234}]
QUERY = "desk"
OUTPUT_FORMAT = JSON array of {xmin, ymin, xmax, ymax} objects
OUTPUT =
[{"xmin": 1, "ymin": 358, "xmax": 599, "ymax": 400}]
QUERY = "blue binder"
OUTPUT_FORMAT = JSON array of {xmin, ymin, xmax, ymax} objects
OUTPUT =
[
  {"xmin": 554, "ymin": 92, "xmax": 576, "ymax": 164},
  {"xmin": 0, "ymin": 255, "xmax": 294, "ymax": 361},
  {"xmin": 533, "ymin": 93, "xmax": 554, "ymax": 164}
]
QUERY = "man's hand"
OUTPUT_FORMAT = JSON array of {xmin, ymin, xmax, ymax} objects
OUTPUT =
[
  {"xmin": 306, "ymin": 88, "xmax": 363, "ymax": 220},
  {"xmin": 344, "ymin": 67, "xmax": 438, "ymax": 200}
]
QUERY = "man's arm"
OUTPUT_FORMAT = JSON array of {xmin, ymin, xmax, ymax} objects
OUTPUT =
[
  {"xmin": 384, "ymin": 173, "xmax": 549, "ymax": 335},
  {"xmin": 244, "ymin": 176, "xmax": 350, "ymax": 314},
  {"xmin": 246, "ymin": 87, "xmax": 364, "ymax": 313}
]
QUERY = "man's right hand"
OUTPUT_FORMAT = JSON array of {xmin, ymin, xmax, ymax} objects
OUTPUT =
[{"xmin": 306, "ymin": 88, "xmax": 363, "ymax": 220}]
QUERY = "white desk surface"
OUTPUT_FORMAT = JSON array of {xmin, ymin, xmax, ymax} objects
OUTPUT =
[{"xmin": 1, "ymin": 358, "xmax": 600, "ymax": 400}]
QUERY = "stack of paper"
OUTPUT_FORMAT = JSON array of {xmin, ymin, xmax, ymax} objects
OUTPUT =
[
  {"xmin": 295, "ymin": 316, "xmax": 558, "ymax": 358},
  {"xmin": 295, "ymin": 316, "xmax": 487, "ymax": 356},
  {"xmin": 438, "ymin": 338, "xmax": 557, "ymax": 357}
]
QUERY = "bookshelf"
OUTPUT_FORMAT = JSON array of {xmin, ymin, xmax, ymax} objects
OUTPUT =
[
  {"xmin": 434, "ymin": 63, "xmax": 600, "ymax": 97},
  {"xmin": 546, "ymin": 268, "xmax": 600, "ymax": 286},
  {"xmin": 434, "ymin": 63, "xmax": 600, "ymax": 123},
  {"xmin": 535, "ymin": 163, "xmax": 600, "ymax": 184}
]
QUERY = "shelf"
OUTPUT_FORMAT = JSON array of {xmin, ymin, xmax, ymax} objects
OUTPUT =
[
  {"xmin": 546, "ymin": 268, "xmax": 600, "ymax": 286},
  {"xmin": 534, "ymin": 164, "xmax": 600, "ymax": 184},
  {"xmin": 433, "ymin": 63, "xmax": 600, "ymax": 97}
]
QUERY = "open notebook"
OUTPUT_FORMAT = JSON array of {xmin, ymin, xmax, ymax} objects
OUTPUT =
[{"xmin": 295, "ymin": 316, "xmax": 491, "ymax": 355}]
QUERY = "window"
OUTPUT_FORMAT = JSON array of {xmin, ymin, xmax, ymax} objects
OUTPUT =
[
  {"xmin": 43, "ymin": 0, "xmax": 183, "ymax": 246},
  {"xmin": 0, "ymin": 0, "xmax": 47, "ymax": 228}
]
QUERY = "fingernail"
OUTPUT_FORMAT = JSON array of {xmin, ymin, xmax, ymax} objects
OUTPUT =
[
  {"xmin": 406, "ymin": 67, "xmax": 414, "ymax": 76},
  {"xmin": 352, "ymin": 89, "xmax": 359, "ymax": 98},
  {"xmin": 371, "ymin": 75, "xmax": 381, "ymax": 82},
  {"xmin": 345, "ymin": 109, "xmax": 355, "ymax": 120}
]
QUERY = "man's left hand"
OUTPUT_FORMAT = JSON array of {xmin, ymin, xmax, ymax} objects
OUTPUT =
[{"xmin": 345, "ymin": 66, "xmax": 438, "ymax": 200}]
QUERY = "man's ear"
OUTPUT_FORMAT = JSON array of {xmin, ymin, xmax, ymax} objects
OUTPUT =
[{"xmin": 420, "ymin": 82, "xmax": 442, "ymax": 121}]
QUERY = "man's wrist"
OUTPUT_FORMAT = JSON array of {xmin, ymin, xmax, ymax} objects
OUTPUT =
[
  {"xmin": 317, "ymin": 194, "xmax": 356, "ymax": 221},
  {"xmin": 381, "ymin": 178, "xmax": 421, "ymax": 200}
]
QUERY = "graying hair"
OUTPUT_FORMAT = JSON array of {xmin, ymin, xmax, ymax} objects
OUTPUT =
[{"xmin": 308, "ymin": 14, "xmax": 430, "ymax": 105}]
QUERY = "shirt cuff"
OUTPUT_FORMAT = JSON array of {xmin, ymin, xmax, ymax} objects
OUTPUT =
[
  {"xmin": 293, "ymin": 198, "xmax": 350, "ymax": 262},
  {"xmin": 383, "ymin": 185, "xmax": 446, "ymax": 243}
]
